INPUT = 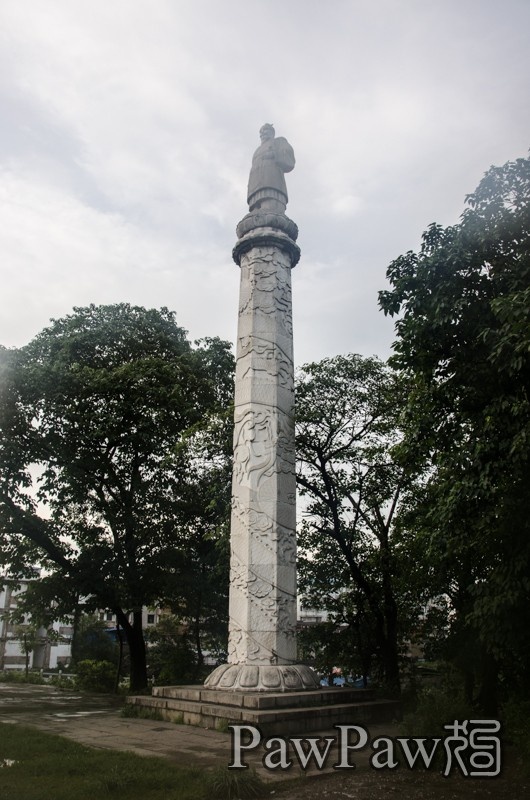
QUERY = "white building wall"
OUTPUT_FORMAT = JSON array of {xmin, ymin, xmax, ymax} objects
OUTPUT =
[
  {"xmin": 0, "ymin": 580, "xmax": 73, "ymax": 671},
  {"xmin": 1, "ymin": 578, "xmax": 165, "ymax": 671}
]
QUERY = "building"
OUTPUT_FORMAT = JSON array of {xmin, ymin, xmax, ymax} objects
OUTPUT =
[
  {"xmin": 0, "ymin": 580, "xmax": 72, "ymax": 671},
  {"xmin": 0, "ymin": 576, "xmax": 167, "ymax": 672}
]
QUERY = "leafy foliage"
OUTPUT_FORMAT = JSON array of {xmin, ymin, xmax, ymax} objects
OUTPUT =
[
  {"xmin": 379, "ymin": 153, "xmax": 530, "ymax": 706},
  {"xmin": 145, "ymin": 614, "xmax": 198, "ymax": 684},
  {"xmin": 0, "ymin": 304, "xmax": 234, "ymax": 690},
  {"xmin": 295, "ymin": 354, "xmax": 427, "ymax": 693},
  {"xmin": 205, "ymin": 766, "xmax": 266, "ymax": 800},
  {"xmin": 71, "ymin": 614, "xmax": 120, "ymax": 666},
  {"xmin": 75, "ymin": 659, "xmax": 116, "ymax": 692}
]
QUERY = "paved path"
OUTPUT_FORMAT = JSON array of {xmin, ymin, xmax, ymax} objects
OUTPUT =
[
  {"xmin": 0, "ymin": 682, "xmax": 396, "ymax": 780},
  {"xmin": 0, "ymin": 683, "xmax": 240, "ymax": 769}
]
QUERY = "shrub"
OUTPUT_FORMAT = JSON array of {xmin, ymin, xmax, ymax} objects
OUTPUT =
[
  {"xmin": 401, "ymin": 683, "xmax": 475, "ymax": 739},
  {"xmin": 204, "ymin": 766, "xmax": 266, "ymax": 799},
  {"xmin": 502, "ymin": 698, "xmax": 530, "ymax": 774},
  {"xmin": 0, "ymin": 670, "xmax": 46, "ymax": 685},
  {"xmin": 120, "ymin": 703, "xmax": 163, "ymax": 721},
  {"xmin": 48, "ymin": 675, "xmax": 76, "ymax": 689},
  {"xmin": 71, "ymin": 615, "xmax": 120, "ymax": 666},
  {"xmin": 399, "ymin": 669, "xmax": 475, "ymax": 768},
  {"xmin": 75, "ymin": 659, "xmax": 116, "ymax": 692}
]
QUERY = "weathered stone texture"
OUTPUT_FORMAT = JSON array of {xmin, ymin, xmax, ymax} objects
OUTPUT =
[{"xmin": 228, "ymin": 243, "xmax": 297, "ymax": 667}]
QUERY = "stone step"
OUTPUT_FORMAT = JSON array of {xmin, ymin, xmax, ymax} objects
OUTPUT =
[
  {"xmin": 128, "ymin": 689, "xmax": 400, "ymax": 736},
  {"xmin": 152, "ymin": 684, "xmax": 377, "ymax": 710}
]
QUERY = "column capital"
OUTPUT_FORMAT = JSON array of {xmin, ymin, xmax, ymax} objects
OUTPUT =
[{"xmin": 233, "ymin": 212, "xmax": 301, "ymax": 268}]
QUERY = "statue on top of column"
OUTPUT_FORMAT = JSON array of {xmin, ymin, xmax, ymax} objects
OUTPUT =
[{"xmin": 247, "ymin": 124, "xmax": 295, "ymax": 215}]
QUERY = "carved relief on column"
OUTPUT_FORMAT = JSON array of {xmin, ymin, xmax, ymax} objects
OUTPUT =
[
  {"xmin": 230, "ymin": 497, "xmax": 297, "ymax": 567},
  {"xmin": 238, "ymin": 336, "xmax": 293, "ymax": 390},
  {"xmin": 238, "ymin": 247, "xmax": 294, "ymax": 337},
  {"xmin": 204, "ymin": 204, "xmax": 320, "ymax": 692},
  {"xmin": 232, "ymin": 409, "xmax": 295, "ymax": 488}
]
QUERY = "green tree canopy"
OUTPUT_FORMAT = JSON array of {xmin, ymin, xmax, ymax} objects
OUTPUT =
[
  {"xmin": 295, "ymin": 354, "xmax": 427, "ymax": 694},
  {"xmin": 379, "ymin": 153, "xmax": 530, "ymax": 706},
  {"xmin": 0, "ymin": 304, "xmax": 234, "ymax": 690}
]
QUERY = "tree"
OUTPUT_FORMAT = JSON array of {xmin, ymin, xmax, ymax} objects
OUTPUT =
[
  {"xmin": 145, "ymin": 614, "xmax": 197, "ymax": 685},
  {"xmin": 295, "ymin": 354, "xmax": 426, "ymax": 695},
  {"xmin": 70, "ymin": 614, "xmax": 120, "ymax": 666},
  {"xmin": 379, "ymin": 153, "xmax": 530, "ymax": 708},
  {"xmin": 155, "ymin": 408, "xmax": 232, "ymax": 675},
  {"xmin": 12, "ymin": 622, "xmax": 41, "ymax": 678},
  {"xmin": 0, "ymin": 304, "xmax": 234, "ymax": 691}
]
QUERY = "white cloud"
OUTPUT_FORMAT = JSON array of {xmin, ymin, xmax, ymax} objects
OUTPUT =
[
  {"xmin": 0, "ymin": 165, "xmax": 239, "ymax": 348},
  {"xmin": 0, "ymin": 0, "xmax": 529, "ymax": 361},
  {"xmin": 330, "ymin": 194, "xmax": 363, "ymax": 217}
]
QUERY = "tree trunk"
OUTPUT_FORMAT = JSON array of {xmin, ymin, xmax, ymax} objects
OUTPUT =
[
  {"xmin": 24, "ymin": 634, "xmax": 29, "ymax": 679},
  {"xmin": 116, "ymin": 609, "xmax": 148, "ymax": 691},
  {"xmin": 463, "ymin": 668, "xmax": 475, "ymax": 705},
  {"xmin": 114, "ymin": 621, "xmax": 124, "ymax": 694},
  {"xmin": 383, "ymin": 589, "xmax": 401, "ymax": 696},
  {"xmin": 70, "ymin": 596, "xmax": 82, "ymax": 664},
  {"xmin": 380, "ymin": 535, "xmax": 401, "ymax": 697},
  {"xmin": 380, "ymin": 634, "xmax": 401, "ymax": 697},
  {"xmin": 338, "ymin": 526, "xmax": 402, "ymax": 697},
  {"xmin": 371, "ymin": 604, "xmax": 401, "ymax": 697},
  {"xmin": 192, "ymin": 617, "xmax": 203, "ymax": 681},
  {"xmin": 352, "ymin": 614, "xmax": 371, "ymax": 686},
  {"xmin": 476, "ymin": 652, "xmax": 499, "ymax": 716}
]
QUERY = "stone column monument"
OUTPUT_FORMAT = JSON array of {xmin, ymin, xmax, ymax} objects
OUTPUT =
[
  {"xmin": 132, "ymin": 126, "xmax": 397, "ymax": 730},
  {"xmin": 205, "ymin": 125, "xmax": 319, "ymax": 692}
]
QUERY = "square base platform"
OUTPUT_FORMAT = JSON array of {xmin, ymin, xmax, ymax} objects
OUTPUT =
[{"xmin": 127, "ymin": 685, "xmax": 400, "ymax": 736}]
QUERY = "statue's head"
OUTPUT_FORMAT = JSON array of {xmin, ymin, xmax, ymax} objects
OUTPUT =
[{"xmin": 259, "ymin": 123, "xmax": 275, "ymax": 142}]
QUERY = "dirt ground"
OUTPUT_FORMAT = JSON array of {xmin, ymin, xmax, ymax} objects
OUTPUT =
[
  {"xmin": 273, "ymin": 760, "xmax": 529, "ymax": 800},
  {"xmin": 273, "ymin": 749, "xmax": 529, "ymax": 800}
]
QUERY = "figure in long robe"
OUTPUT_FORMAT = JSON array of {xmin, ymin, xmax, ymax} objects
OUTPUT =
[{"xmin": 247, "ymin": 124, "xmax": 295, "ymax": 214}]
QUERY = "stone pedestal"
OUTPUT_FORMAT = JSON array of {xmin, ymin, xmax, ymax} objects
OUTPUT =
[
  {"xmin": 205, "ymin": 212, "xmax": 319, "ymax": 693},
  {"xmin": 128, "ymin": 685, "xmax": 400, "ymax": 736}
]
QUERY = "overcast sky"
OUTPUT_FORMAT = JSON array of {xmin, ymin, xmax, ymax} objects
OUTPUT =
[{"xmin": 1, "ymin": 0, "xmax": 528, "ymax": 365}]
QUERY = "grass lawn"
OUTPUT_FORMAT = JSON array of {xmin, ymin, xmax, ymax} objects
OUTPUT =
[{"xmin": 0, "ymin": 723, "xmax": 208, "ymax": 800}]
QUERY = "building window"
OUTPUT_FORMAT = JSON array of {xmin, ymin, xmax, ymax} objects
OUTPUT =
[{"xmin": 147, "ymin": 614, "xmax": 155, "ymax": 625}]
